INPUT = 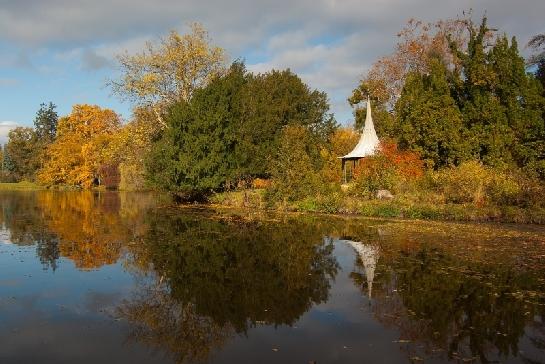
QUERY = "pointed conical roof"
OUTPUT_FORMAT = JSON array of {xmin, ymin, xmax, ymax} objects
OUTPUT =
[{"xmin": 341, "ymin": 97, "xmax": 379, "ymax": 159}]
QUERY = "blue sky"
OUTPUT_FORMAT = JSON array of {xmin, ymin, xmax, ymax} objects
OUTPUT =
[{"xmin": 0, "ymin": 0, "xmax": 544, "ymax": 144}]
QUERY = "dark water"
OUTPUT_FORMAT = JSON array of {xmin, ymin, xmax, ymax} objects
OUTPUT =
[{"xmin": 1, "ymin": 191, "xmax": 545, "ymax": 364}]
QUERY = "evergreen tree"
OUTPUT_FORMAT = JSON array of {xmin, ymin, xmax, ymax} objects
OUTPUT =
[
  {"xmin": 148, "ymin": 62, "xmax": 245, "ymax": 194},
  {"xmin": 396, "ymin": 58, "xmax": 467, "ymax": 168},
  {"xmin": 235, "ymin": 68, "xmax": 335, "ymax": 178},
  {"xmin": 34, "ymin": 102, "xmax": 58, "ymax": 142},
  {"xmin": 489, "ymin": 36, "xmax": 545, "ymax": 176},
  {"xmin": 147, "ymin": 62, "xmax": 336, "ymax": 195},
  {"xmin": 448, "ymin": 18, "xmax": 545, "ymax": 173}
]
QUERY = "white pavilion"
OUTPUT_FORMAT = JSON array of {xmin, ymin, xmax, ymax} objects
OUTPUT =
[{"xmin": 340, "ymin": 97, "xmax": 380, "ymax": 183}]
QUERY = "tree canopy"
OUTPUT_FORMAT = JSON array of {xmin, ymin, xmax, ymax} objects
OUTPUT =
[
  {"xmin": 38, "ymin": 104, "xmax": 121, "ymax": 187},
  {"xmin": 108, "ymin": 23, "xmax": 227, "ymax": 127},
  {"xmin": 147, "ymin": 62, "xmax": 336, "ymax": 195}
]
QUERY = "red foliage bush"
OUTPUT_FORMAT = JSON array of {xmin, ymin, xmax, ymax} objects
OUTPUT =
[
  {"xmin": 98, "ymin": 163, "xmax": 121, "ymax": 190},
  {"xmin": 379, "ymin": 142, "xmax": 424, "ymax": 179}
]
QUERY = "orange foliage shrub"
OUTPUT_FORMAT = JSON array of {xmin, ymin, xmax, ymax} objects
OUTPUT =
[
  {"xmin": 378, "ymin": 142, "xmax": 424, "ymax": 179},
  {"xmin": 252, "ymin": 178, "xmax": 271, "ymax": 189},
  {"xmin": 353, "ymin": 142, "xmax": 424, "ymax": 197}
]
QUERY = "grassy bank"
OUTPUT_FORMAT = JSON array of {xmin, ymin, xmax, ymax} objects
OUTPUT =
[
  {"xmin": 210, "ymin": 189, "xmax": 545, "ymax": 225},
  {"xmin": 0, "ymin": 181, "xmax": 44, "ymax": 190}
]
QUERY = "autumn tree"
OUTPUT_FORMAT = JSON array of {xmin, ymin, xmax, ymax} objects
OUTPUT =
[
  {"xmin": 108, "ymin": 106, "xmax": 161, "ymax": 190},
  {"xmin": 108, "ymin": 23, "xmax": 226, "ymax": 127},
  {"xmin": 349, "ymin": 16, "xmax": 470, "ymax": 137},
  {"xmin": 320, "ymin": 127, "xmax": 359, "ymax": 183},
  {"xmin": 38, "ymin": 104, "xmax": 121, "ymax": 188}
]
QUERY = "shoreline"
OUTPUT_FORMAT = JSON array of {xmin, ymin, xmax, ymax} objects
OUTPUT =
[
  {"xmin": 2, "ymin": 185, "xmax": 544, "ymax": 225},
  {"xmin": 208, "ymin": 190, "xmax": 545, "ymax": 225}
]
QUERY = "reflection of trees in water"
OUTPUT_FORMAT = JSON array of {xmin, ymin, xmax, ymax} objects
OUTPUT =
[
  {"xmin": 0, "ymin": 191, "xmax": 158, "ymax": 270},
  {"xmin": 118, "ymin": 284, "xmax": 233, "ymax": 364},
  {"xmin": 0, "ymin": 191, "xmax": 60, "ymax": 270},
  {"xmin": 119, "ymin": 211, "xmax": 339, "ymax": 362},
  {"xmin": 36, "ymin": 191, "xmax": 128, "ymax": 269},
  {"xmin": 347, "ymin": 233, "xmax": 545, "ymax": 363}
]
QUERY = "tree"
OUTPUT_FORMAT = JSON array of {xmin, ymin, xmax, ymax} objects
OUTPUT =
[
  {"xmin": 527, "ymin": 33, "xmax": 545, "ymax": 67},
  {"xmin": 38, "ymin": 105, "xmax": 121, "ymax": 188},
  {"xmin": 147, "ymin": 62, "xmax": 336, "ymax": 196},
  {"xmin": 396, "ymin": 58, "xmax": 468, "ymax": 168},
  {"xmin": 5, "ymin": 127, "xmax": 39, "ymax": 180},
  {"xmin": 349, "ymin": 16, "xmax": 472, "ymax": 139},
  {"xmin": 108, "ymin": 23, "xmax": 226, "ymax": 127},
  {"xmin": 320, "ymin": 128, "xmax": 359, "ymax": 183},
  {"xmin": 235, "ymin": 68, "xmax": 336, "ymax": 179},
  {"xmin": 268, "ymin": 125, "xmax": 323, "ymax": 202},
  {"xmin": 146, "ymin": 62, "xmax": 246, "ymax": 196},
  {"xmin": 1, "ymin": 145, "xmax": 15, "ymax": 182},
  {"xmin": 108, "ymin": 107, "xmax": 161, "ymax": 190},
  {"xmin": 527, "ymin": 33, "xmax": 545, "ymax": 94},
  {"xmin": 449, "ymin": 18, "xmax": 545, "ymax": 174},
  {"xmin": 34, "ymin": 102, "xmax": 58, "ymax": 142},
  {"xmin": 351, "ymin": 17, "xmax": 470, "ymax": 110}
]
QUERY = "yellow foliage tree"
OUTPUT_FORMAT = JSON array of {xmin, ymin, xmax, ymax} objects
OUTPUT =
[
  {"xmin": 108, "ymin": 23, "xmax": 226, "ymax": 127},
  {"xmin": 108, "ymin": 107, "xmax": 160, "ymax": 190},
  {"xmin": 38, "ymin": 104, "xmax": 121, "ymax": 188},
  {"xmin": 320, "ymin": 128, "xmax": 359, "ymax": 183}
]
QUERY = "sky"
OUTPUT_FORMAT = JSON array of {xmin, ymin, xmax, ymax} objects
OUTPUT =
[{"xmin": 0, "ymin": 0, "xmax": 544, "ymax": 144}]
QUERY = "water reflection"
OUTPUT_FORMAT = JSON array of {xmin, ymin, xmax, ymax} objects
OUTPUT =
[
  {"xmin": 1, "ymin": 191, "xmax": 545, "ymax": 363},
  {"xmin": 345, "ymin": 226, "xmax": 545, "ymax": 363},
  {"xmin": 117, "ymin": 211, "xmax": 339, "ymax": 362},
  {"xmin": 341, "ymin": 239, "xmax": 380, "ymax": 299},
  {"xmin": 0, "ymin": 190, "xmax": 157, "ymax": 270}
]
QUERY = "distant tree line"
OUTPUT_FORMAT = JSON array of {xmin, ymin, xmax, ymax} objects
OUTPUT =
[{"xmin": 2, "ymin": 16, "xmax": 544, "ymax": 213}]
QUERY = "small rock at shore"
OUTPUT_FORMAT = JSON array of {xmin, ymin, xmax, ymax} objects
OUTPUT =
[{"xmin": 376, "ymin": 189, "xmax": 394, "ymax": 200}]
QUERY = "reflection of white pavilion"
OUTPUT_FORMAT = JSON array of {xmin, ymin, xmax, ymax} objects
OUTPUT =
[{"xmin": 341, "ymin": 239, "xmax": 380, "ymax": 299}]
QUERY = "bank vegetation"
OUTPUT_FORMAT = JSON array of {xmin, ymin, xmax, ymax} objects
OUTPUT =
[{"xmin": 1, "ymin": 15, "xmax": 545, "ymax": 223}]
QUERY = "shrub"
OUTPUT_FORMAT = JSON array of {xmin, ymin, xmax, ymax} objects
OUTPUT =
[
  {"xmin": 431, "ymin": 161, "xmax": 525, "ymax": 206},
  {"xmin": 353, "ymin": 154, "xmax": 400, "ymax": 198},
  {"xmin": 267, "ymin": 125, "xmax": 323, "ymax": 203},
  {"xmin": 119, "ymin": 162, "xmax": 147, "ymax": 191},
  {"xmin": 252, "ymin": 178, "xmax": 271, "ymax": 189},
  {"xmin": 351, "ymin": 142, "xmax": 424, "ymax": 198},
  {"xmin": 98, "ymin": 163, "xmax": 120, "ymax": 189}
]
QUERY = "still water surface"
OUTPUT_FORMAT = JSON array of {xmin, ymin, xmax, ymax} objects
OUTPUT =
[{"xmin": 1, "ymin": 191, "xmax": 545, "ymax": 363}]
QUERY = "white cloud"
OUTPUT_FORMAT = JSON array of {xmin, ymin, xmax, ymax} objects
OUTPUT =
[
  {"xmin": 0, "ymin": 121, "xmax": 19, "ymax": 145},
  {"xmin": 0, "ymin": 0, "xmax": 543, "ymax": 124}
]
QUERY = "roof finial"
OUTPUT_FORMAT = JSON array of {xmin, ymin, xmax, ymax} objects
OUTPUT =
[{"xmin": 365, "ymin": 96, "xmax": 373, "ymax": 130}]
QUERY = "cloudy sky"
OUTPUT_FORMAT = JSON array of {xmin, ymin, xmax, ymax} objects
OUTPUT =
[{"xmin": 0, "ymin": 0, "xmax": 543, "ymax": 143}]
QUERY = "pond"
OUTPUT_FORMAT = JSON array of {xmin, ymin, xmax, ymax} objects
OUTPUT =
[{"xmin": 1, "ymin": 190, "xmax": 545, "ymax": 363}]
